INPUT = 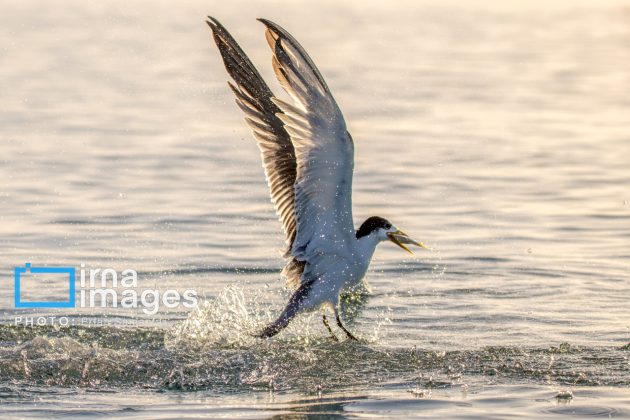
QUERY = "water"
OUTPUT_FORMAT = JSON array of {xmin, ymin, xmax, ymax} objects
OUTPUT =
[{"xmin": 1, "ymin": 0, "xmax": 629, "ymax": 417}]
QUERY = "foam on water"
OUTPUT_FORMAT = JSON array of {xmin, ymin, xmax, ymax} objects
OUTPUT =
[
  {"xmin": 1, "ymin": 307, "xmax": 629, "ymax": 417},
  {"xmin": 1, "ymin": 318, "xmax": 628, "ymax": 392}
]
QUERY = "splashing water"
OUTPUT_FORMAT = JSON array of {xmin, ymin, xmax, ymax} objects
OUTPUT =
[
  {"xmin": 165, "ymin": 286, "xmax": 275, "ymax": 349},
  {"xmin": 165, "ymin": 284, "xmax": 395, "ymax": 350}
]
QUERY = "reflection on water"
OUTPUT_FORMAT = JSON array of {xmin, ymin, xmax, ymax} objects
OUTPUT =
[{"xmin": 1, "ymin": 0, "xmax": 629, "ymax": 417}]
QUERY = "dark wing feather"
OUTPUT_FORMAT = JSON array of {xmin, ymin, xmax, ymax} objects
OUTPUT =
[{"xmin": 206, "ymin": 17, "xmax": 303, "ymax": 287}]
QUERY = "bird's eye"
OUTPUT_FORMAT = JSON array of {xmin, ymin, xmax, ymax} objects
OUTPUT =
[{"xmin": 385, "ymin": 223, "xmax": 392, "ymax": 229}]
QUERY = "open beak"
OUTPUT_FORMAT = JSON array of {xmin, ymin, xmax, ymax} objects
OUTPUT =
[{"xmin": 386, "ymin": 230, "xmax": 428, "ymax": 254}]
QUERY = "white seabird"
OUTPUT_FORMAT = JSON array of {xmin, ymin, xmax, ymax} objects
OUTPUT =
[{"xmin": 206, "ymin": 17, "xmax": 426, "ymax": 340}]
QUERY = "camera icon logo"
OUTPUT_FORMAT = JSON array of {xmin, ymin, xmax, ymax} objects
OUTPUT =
[{"xmin": 14, "ymin": 263, "xmax": 76, "ymax": 308}]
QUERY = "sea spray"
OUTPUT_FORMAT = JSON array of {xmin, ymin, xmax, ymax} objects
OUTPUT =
[{"xmin": 164, "ymin": 284, "xmax": 394, "ymax": 349}]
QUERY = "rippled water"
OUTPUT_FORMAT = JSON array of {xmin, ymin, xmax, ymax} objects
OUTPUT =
[{"xmin": 1, "ymin": 0, "xmax": 629, "ymax": 418}]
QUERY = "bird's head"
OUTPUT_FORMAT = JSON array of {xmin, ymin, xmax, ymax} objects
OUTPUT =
[{"xmin": 356, "ymin": 216, "xmax": 427, "ymax": 254}]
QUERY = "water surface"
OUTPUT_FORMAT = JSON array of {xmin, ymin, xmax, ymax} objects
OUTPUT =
[{"xmin": 1, "ymin": 0, "xmax": 629, "ymax": 417}]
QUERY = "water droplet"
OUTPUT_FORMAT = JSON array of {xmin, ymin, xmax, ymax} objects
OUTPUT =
[
  {"xmin": 408, "ymin": 387, "xmax": 431, "ymax": 398},
  {"xmin": 555, "ymin": 390, "xmax": 573, "ymax": 402}
]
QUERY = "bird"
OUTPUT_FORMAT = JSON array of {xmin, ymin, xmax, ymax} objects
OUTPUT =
[{"xmin": 206, "ymin": 17, "xmax": 426, "ymax": 341}]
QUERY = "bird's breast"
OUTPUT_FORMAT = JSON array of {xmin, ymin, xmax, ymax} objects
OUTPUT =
[{"xmin": 337, "ymin": 256, "xmax": 370, "ymax": 290}]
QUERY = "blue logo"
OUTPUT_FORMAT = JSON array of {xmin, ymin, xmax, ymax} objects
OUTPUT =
[{"xmin": 14, "ymin": 263, "xmax": 76, "ymax": 308}]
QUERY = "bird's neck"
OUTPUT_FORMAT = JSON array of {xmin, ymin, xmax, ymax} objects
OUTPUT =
[{"xmin": 354, "ymin": 232, "xmax": 381, "ymax": 262}]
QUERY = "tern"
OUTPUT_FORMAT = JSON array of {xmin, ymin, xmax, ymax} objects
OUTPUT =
[{"xmin": 206, "ymin": 17, "xmax": 426, "ymax": 341}]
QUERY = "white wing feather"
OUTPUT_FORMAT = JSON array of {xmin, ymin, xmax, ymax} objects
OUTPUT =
[{"xmin": 260, "ymin": 19, "xmax": 356, "ymax": 266}]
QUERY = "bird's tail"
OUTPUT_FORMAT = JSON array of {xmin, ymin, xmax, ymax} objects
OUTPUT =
[{"xmin": 257, "ymin": 280, "xmax": 313, "ymax": 338}]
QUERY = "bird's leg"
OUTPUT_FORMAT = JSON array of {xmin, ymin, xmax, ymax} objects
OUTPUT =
[
  {"xmin": 335, "ymin": 312, "xmax": 358, "ymax": 341},
  {"xmin": 322, "ymin": 315, "xmax": 339, "ymax": 342}
]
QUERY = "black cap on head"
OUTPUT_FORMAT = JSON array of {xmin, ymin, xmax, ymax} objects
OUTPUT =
[{"xmin": 356, "ymin": 216, "xmax": 392, "ymax": 239}]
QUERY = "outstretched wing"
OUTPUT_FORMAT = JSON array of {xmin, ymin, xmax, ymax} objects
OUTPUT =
[
  {"xmin": 258, "ymin": 19, "xmax": 356, "ymax": 267},
  {"xmin": 206, "ymin": 17, "xmax": 301, "ymax": 283}
]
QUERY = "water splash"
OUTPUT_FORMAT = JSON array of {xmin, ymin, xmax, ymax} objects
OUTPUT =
[
  {"xmin": 165, "ymin": 284, "xmax": 395, "ymax": 349},
  {"xmin": 165, "ymin": 286, "xmax": 272, "ymax": 349},
  {"xmin": 1, "ymin": 289, "xmax": 627, "ymax": 391},
  {"xmin": 165, "ymin": 285, "xmax": 344, "ymax": 350}
]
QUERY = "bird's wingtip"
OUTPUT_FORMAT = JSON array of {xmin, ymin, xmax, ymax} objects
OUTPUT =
[
  {"xmin": 256, "ymin": 326, "xmax": 277, "ymax": 339},
  {"xmin": 205, "ymin": 16, "xmax": 224, "ymax": 31},
  {"xmin": 257, "ymin": 18, "xmax": 277, "ymax": 30}
]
